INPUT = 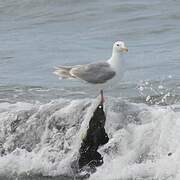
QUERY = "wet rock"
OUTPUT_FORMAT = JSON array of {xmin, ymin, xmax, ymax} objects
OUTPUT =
[{"xmin": 78, "ymin": 103, "xmax": 109, "ymax": 171}]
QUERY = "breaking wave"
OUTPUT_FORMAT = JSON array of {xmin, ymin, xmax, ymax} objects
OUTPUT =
[{"xmin": 0, "ymin": 95, "xmax": 180, "ymax": 179}]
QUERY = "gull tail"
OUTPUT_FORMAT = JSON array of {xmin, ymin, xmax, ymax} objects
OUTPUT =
[{"xmin": 53, "ymin": 66, "xmax": 74, "ymax": 79}]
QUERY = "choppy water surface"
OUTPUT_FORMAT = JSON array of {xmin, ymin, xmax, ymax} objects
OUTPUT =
[{"xmin": 0, "ymin": 0, "xmax": 180, "ymax": 179}]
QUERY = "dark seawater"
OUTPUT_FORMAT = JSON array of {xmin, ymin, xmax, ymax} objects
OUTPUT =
[
  {"xmin": 0, "ymin": 0, "xmax": 180, "ymax": 179},
  {"xmin": 0, "ymin": 0, "xmax": 180, "ymax": 88}
]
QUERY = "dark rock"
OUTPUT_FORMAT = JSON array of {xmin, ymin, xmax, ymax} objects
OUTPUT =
[
  {"xmin": 168, "ymin": 152, "xmax": 172, "ymax": 156},
  {"xmin": 78, "ymin": 103, "xmax": 109, "ymax": 170}
]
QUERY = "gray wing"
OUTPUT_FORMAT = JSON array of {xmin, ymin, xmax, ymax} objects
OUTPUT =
[{"xmin": 70, "ymin": 62, "xmax": 116, "ymax": 84}]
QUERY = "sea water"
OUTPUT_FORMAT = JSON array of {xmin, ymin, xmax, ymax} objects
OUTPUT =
[{"xmin": 0, "ymin": 0, "xmax": 180, "ymax": 179}]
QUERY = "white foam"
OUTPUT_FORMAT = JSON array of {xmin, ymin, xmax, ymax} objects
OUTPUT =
[
  {"xmin": 0, "ymin": 98, "xmax": 180, "ymax": 179},
  {"xmin": 91, "ymin": 102, "xmax": 180, "ymax": 180}
]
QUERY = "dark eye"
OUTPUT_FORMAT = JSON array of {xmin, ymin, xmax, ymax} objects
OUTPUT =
[{"xmin": 116, "ymin": 44, "xmax": 119, "ymax": 46}]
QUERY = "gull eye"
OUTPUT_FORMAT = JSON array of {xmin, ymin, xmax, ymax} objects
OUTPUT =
[{"xmin": 116, "ymin": 44, "xmax": 119, "ymax": 46}]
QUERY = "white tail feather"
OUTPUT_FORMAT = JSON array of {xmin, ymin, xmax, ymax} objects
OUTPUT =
[{"xmin": 53, "ymin": 67, "xmax": 73, "ymax": 79}]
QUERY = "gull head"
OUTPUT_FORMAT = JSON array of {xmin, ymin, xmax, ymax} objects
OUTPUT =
[{"xmin": 113, "ymin": 41, "xmax": 128, "ymax": 53}]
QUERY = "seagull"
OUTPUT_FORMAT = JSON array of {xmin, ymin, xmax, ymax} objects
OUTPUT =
[{"xmin": 53, "ymin": 41, "xmax": 128, "ymax": 104}]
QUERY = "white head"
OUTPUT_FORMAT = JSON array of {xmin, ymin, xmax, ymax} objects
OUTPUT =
[{"xmin": 113, "ymin": 41, "xmax": 128, "ymax": 53}]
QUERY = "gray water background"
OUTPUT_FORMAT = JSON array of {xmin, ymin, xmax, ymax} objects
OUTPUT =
[
  {"xmin": 0, "ymin": 0, "xmax": 180, "ymax": 100},
  {"xmin": 0, "ymin": 1, "xmax": 180, "ymax": 179}
]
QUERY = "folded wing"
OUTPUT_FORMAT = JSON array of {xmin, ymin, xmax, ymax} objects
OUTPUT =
[{"xmin": 70, "ymin": 62, "xmax": 116, "ymax": 84}]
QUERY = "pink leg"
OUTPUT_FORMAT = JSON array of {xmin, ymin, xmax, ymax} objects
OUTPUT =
[{"xmin": 100, "ymin": 90, "xmax": 105, "ymax": 104}]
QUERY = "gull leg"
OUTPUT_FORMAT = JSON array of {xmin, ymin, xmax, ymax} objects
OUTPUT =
[{"xmin": 100, "ymin": 90, "xmax": 105, "ymax": 104}]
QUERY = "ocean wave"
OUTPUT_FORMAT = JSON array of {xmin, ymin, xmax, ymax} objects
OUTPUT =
[{"xmin": 0, "ymin": 97, "xmax": 180, "ymax": 179}]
